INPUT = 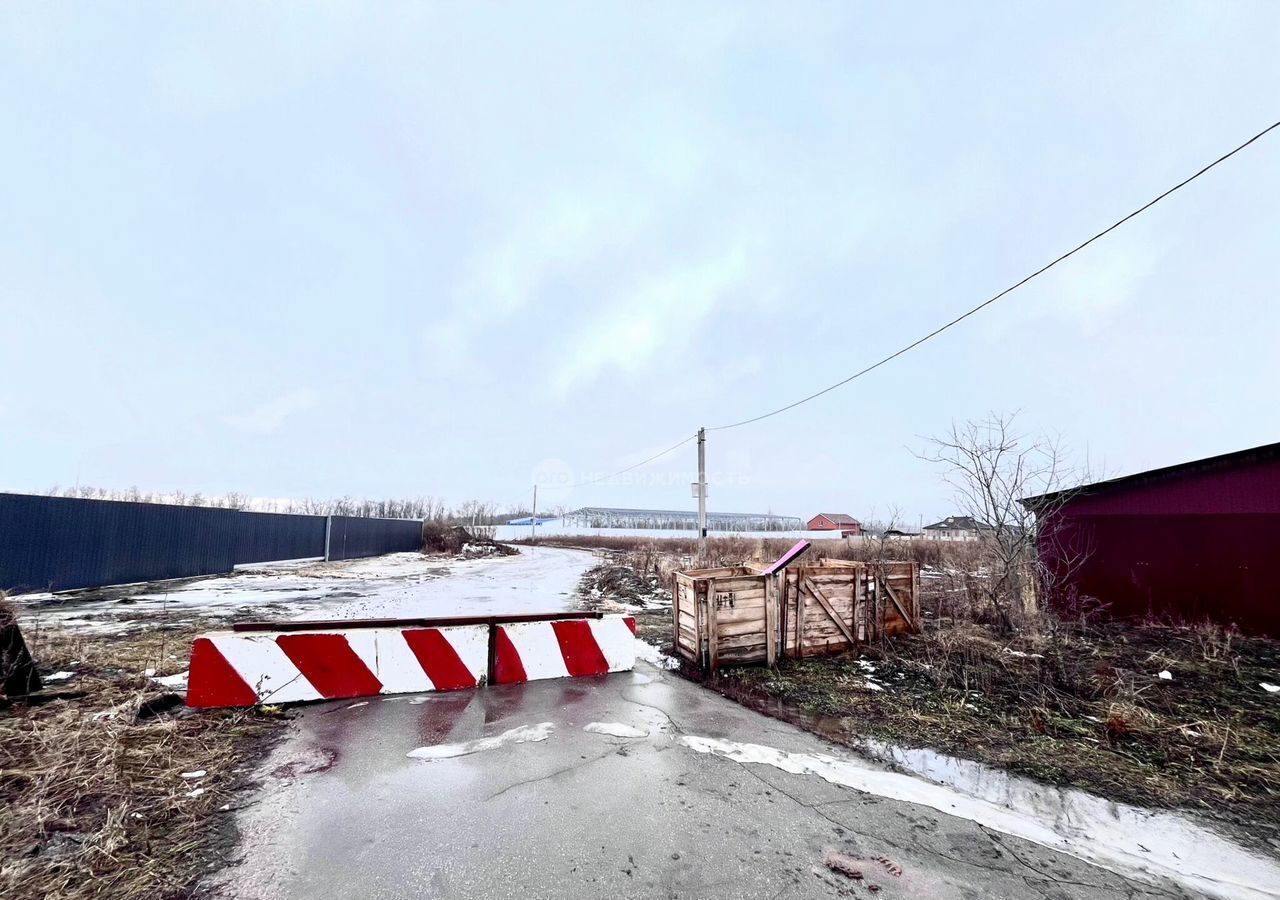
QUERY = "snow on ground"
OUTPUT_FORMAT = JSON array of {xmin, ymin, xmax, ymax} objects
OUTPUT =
[
  {"xmin": 15, "ymin": 546, "xmax": 596, "ymax": 634},
  {"xmin": 583, "ymin": 722, "xmax": 649, "ymax": 738},
  {"xmin": 406, "ymin": 722, "xmax": 554, "ymax": 759},
  {"xmin": 634, "ymin": 640, "xmax": 681, "ymax": 670}
]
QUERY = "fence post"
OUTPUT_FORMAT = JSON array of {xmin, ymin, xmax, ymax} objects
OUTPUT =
[{"xmin": 324, "ymin": 516, "xmax": 333, "ymax": 562}]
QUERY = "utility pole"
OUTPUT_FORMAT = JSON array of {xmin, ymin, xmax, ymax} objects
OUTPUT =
[
  {"xmin": 697, "ymin": 427, "xmax": 707, "ymax": 559},
  {"xmin": 531, "ymin": 484, "xmax": 538, "ymax": 543}
]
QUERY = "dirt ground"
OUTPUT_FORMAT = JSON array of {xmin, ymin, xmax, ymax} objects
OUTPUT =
[
  {"xmin": 575, "ymin": 555, "xmax": 672, "ymax": 648},
  {"xmin": 576, "ymin": 555, "xmax": 1280, "ymax": 856}
]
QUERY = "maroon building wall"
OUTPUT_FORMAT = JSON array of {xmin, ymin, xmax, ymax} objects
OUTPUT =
[{"xmin": 1035, "ymin": 446, "xmax": 1280, "ymax": 637}]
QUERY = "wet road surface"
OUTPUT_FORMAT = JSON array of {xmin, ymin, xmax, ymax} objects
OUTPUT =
[{"xmin": 209, "ymin": 661, "xmax": 1247, "ymax": 900}]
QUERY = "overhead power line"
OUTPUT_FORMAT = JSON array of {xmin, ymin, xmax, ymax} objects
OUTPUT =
[
  {"xmin": 530, "ymin": 118, "xmax": 1279, "ymax": 497},
  {"xmin": 706, "ymin": 118, "xmax": 1280, "ymax": 432}
]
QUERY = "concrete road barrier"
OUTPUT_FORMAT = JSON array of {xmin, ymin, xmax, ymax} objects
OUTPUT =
[
  {"xmin": 494, "ymin": 616, "xmax": 637, "ymax": 684},
  {"xmin": 186, "ymin": 614, "xmax": 636, "ymax": 708}
]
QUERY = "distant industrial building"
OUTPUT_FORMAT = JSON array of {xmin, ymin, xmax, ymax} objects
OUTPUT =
[
  {"xmin": 1023, "ymin": 441, "xmax": 1280, "ymax": 636},
  {"xmin": 562, "ymin": 507, "xmax": 803, "ymax": 532},
  {"xmin": 805, "ymin": 513, "xmax": 862, "ymax": 536}
]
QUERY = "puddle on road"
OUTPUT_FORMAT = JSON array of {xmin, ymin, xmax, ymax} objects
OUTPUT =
[
  {"xmin": 406, "ymin": 722, "xmax": 554, "ymax": 760},
  {"xmin": 677, "ymin": 735, "xmax": 1280, "ymax": 900}
]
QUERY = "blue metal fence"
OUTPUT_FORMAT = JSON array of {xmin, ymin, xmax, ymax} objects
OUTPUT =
[
  {"xmin": 235, "ymin": 512, "xmax": 328, "ymax": 565},
  {"xmin": 0, "ymin": 493, "xmax": 424, "ymax": 595},
  {"xmin": 325, "ymin": 515, "xmax": 425, "ymax": 562}
]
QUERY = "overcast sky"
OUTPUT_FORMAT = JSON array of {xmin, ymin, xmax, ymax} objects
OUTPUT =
[{"xmin": 2, "ymin": 3, "xmax": 1278, "ymax": 525}]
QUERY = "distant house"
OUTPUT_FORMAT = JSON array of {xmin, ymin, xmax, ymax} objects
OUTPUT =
[
  {"xmin": 922, "ymin": 516, "xmax": 989, "ymax": 542},
  {"xmin": 807, "ymin": 513, "xmax": 862, "ymax": 536}
]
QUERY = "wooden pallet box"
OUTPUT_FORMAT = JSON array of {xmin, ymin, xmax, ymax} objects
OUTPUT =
[{"xmin": 673, "ymin": 558, "xmax": 920, "ymax": 673}]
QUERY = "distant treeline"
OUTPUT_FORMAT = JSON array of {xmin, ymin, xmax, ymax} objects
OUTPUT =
[{"xmin": 38, "ymin": 486, "xmax": 522, "ymax": 524}]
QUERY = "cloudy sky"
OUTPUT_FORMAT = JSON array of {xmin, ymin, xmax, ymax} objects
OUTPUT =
[{"xmin": 2, "ymin": 3, "xmax": 1277, "ymax": 524}]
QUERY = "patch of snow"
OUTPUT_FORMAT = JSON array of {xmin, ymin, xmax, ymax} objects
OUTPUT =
[
  {"xmin": 1157, "ymin": 670, "xmax": 1173, "ymax": 681},
  {"xmin": 143, "ymin": 667, "xmax": 156, "ymax": 677},
  {"xmin": 863, "ymin": 680, "xmax": 885, "ymax": 692},
  {"xmin": 185, "ymin": 787, "xmax": 205, "ymax": 798},
  {"xmin": 180, "ymin": 770, "xmax": 206, "ymax": 779},
  {"xmin": 346, "ymin": 701, "xmax": 368, "ymax": 709},
  {"xmin": 45, "ymin": 671, "xmax": 75, "ymax": 682},
  {"xmin": 91, "ymin": 710, "xmax": 117, "ymax": 721},
  {"xmin": 856, "ymin": 660, "xmax": 877, "ymax": 673},
  {"xmin": 407, "ymin": 722, "xmax": 554, "ymax": 760},
  {"xmin": 583, "ymin": 722, "xmax": 648, "ymax": 738},
  {"xmin": 152, "ymin": 671, "xmax": 189, "ymax": 688},
  {"xmin": 676, "ymin": 736, "xmax": 1280, "ymax": 900},
  {"xmin": 1002, "ymin": 647, "xmax": 1044, "ymax": 659},
  {"xmin": 1261, "ymin": 683, "xmax": 1279, "ymax": 694},
  {"xmin": 634, "ymin": 640, "xmax": 680, "ymax": 670}
]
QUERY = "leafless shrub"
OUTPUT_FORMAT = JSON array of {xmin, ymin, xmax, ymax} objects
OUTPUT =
[
  {"xmin": 918, "ymin": 412, "xmax": 1093, "ymax": 633},
  {"xmin": 422, "ymin": 521, "xmax": 470, "ymax": 554}
]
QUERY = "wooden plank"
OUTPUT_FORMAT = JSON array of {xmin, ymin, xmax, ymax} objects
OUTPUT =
[
  {"xmin": 712, "ymin": 576, "xmax": 769, "ymax": 594},
  {"xmin": 707, "ymin": 577, "xmax": 719, "ymax": 675},
  {"xmin": 779, "ymin": 570, "xmax": 790, "ymax": 658},
  {"xmin": 695, "ymin": 580, "xmax": 706, "ymax": 670},
  {"xmin": 765, "ymin": 573, "xmax": 777, "ymax": 667},
  {"xmin": 671, "ymin": 574, "xmax": 680, "ymax": 652},
  {"xmin": 878, "ymin": 569, "xmax": 914, "ymax": 630},
  {"xmin": 717, "ymin": 618, "xmax": 767, "ymax": 637},
  {"xmin": 683, "ymin": 566, "xmax": 747, "ymax": 579},
  {"xmin": 802, "ymin": 576, "xmax": 857, "ymax": 648},
  {"xmin": 718, "ymin": 633, "xmax": 770, "ymax": 650},
  {"xmin": 912, "ymin": 563, "xmax": 921, "ymax": 630},
  {"xmin": 793, "ymin": 570, "xmax": 803, "ymax": 660}
]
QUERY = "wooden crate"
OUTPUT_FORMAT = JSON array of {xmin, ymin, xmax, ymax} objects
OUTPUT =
[{"xmin": 673, "ymin": 559, "xmax": 919, "ymax": 673}]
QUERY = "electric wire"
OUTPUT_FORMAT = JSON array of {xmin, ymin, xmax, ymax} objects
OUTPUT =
[{"xmin": 707, "ymin": 119, "xmax": 1280, "ymax": 432}]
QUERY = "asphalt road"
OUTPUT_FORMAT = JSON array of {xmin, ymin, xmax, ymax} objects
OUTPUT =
[{"xmin": 211, "ymin": 661, "xmax": 1207, "ymax": 900}]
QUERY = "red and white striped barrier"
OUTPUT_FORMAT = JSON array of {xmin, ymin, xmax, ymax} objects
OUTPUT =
[
  {"xmin": 185, "ymin": 615, "xmax": 637, "ymax": 708},
  {"xmin": 494, "ymin": 616, "xmax": 637, "ymax": 684}
]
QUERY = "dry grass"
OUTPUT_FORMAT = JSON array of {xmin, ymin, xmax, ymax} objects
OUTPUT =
[{"xmin": 0, "ymin": 624, "xmax": 288, "ymax": 900}]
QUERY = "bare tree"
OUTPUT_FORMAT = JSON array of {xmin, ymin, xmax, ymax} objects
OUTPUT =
[{"xmin": 919, "ymin": 413, "xmax": 1090, "ymax": 633}]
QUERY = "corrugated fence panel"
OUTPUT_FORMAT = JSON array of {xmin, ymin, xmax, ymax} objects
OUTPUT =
[
  {"xmin": 327, "ymin": 516, "xmax": 424, "ymax": 561},
  {"xmin": 0, "ymin": 494, "xmax": 425, "ymax": 595},
  {"xmin": 0, "ymin": 493, "xmax": 238, "ymax": 594},
  {"xmin": 235, "ymin": 512, "xmax": 327, "ymax": 565}
]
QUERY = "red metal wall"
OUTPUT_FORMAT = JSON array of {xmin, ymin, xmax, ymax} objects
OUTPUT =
[{"xmin": 1037, "ymin": 455, "xmax": 1280, "ymax": 636}]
